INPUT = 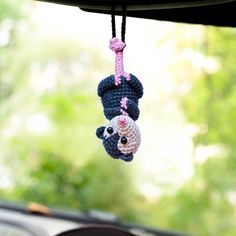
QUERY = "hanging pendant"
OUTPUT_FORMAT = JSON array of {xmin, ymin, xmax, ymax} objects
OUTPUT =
[{"xmin": 96, "ymin": 7, "xmax": 143, "ymax": 162}]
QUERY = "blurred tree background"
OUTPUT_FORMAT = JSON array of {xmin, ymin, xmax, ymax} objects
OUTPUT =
[
  {"xmin": 0, "ymin": 0, "xmax": 142, "ymax": 222},
  {"xmin": 1, "ymin": 1, "xmax": 236, "ymax": 236},
  {"xmin": 148, "ymin": 28, "xmax": 236, "ymax": 235}
]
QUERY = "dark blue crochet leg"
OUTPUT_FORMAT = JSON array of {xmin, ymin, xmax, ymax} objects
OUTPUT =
[
  {"xmin": 128, "ymin": 74, "xmax": 144, "ymax": 99},
  {"xmin": 124, "ymin": 99, "xmax": 140, "ymax": 121},
  {"xmin": 98, "ymin": 75, "xmax": 117, "ymax": 97},
  {"xmin": 104, "ymin": 107, "xmax": 122, "ymax": 120}
]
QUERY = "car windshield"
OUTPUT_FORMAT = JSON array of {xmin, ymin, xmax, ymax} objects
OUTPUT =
[{"xmin": 1, "ymin": 1, "xmax": 236, "ymax": 236}]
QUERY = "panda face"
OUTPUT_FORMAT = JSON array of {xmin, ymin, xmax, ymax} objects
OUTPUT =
[
  {"xmin": 96, "ymin": 115, "xmax": 141, "ymax": 162},
  {"xmin": 104, "ymin": 115, "xmax": 141, "ymax": 155}
]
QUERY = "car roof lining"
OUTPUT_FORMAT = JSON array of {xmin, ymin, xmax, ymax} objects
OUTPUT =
[{"xmin": 36, "ymin": 0, "xmax": 236, "ymax": 27}]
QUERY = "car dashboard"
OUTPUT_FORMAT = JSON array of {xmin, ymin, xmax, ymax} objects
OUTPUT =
[{"xmin": 0, "ymin": 202, "xmax": 188, "ymax": 236}]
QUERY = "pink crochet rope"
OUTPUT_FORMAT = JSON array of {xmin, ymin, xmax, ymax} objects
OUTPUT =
[{"xmin": 109, "ymin": 37, "xmax": 130, "ymax": 85}]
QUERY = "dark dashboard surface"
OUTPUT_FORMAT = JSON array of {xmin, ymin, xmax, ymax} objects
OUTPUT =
[{"xmin": 0, "ymin": 202, "xmax": 188, "ymax": 236}]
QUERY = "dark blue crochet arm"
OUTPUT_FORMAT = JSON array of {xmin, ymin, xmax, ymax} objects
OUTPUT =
[
  {"xmin": 98, "ymin": 75, "xmax": 116, "ymax": 97},
  {"xmin": 104, "ymin": 107, "xmax": 122, "ymax": 120},
  {"xmin": 120, "ymin": 153, "xmax": 133, "ymax": 162},
  {"xmin": 128, "ymin": 74, "xmax": 144, "ymax": 99},
  {"xmin": 125, "ymin": 99, "xmax": 140, "ymax": 121}
]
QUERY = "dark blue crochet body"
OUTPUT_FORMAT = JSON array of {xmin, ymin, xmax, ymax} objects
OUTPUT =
[{"xmin": 98, "ymin": 74, "xmax": 143, "ymax": 120}]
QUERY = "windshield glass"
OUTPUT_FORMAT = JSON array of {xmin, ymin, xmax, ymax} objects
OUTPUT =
[{"xmin": 1, "ymin": 1, "xmax": 236, "ymax": 235}]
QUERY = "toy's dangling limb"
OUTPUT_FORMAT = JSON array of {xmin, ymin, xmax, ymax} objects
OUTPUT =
[{"xmin": 109, "ymin": 38, "xmax": 130, "ymax": 85}]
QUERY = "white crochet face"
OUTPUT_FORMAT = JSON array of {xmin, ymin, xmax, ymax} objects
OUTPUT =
[{"xmin": 104, "ymin": 115, "xmax": 141, "ymax": 155}]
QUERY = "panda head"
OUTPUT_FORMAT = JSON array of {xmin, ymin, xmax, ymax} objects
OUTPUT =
[{"xmin": 96, "ymin": 115, "xmax": 141, "ymax": 162}]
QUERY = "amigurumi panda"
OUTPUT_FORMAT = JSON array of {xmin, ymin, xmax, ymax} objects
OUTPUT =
[{"xmin": 96, "ymin": 37, "xmax": 143, "ymax": 162}]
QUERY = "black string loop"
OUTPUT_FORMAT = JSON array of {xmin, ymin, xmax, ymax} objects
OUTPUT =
[
  {"xmin": 111, "ymin": 5, "xmax": 127, "ymax": 43},
  {"xmin": 111, "ymin": 5, "xmax": 116, "ymax": 38},
  {"xmin": 121, "ymin": 5, "xmax": 127, "ymax": 42}
]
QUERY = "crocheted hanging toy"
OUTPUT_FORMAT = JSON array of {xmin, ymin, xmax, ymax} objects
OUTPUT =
[{"xmin": 96, "ymin": 10, "xmax": 143, "ymax": 162}]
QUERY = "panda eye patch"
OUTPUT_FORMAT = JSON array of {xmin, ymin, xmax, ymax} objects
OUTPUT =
[{"xmin": 107, "ymin": 127, "xmax": 114, "ymax": 134}]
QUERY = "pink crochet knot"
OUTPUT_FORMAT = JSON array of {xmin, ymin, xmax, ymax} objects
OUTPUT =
[
  {"xmin": 109, "ymin": 37, "xmax": 126, "ymax": 52},
  {"xmin": 118, "ymin": 115, "xmax": 128, "ymax": 128},
  {"xmin": 114, "ymin": 76, "xmax": 121, "ymax": 86}
]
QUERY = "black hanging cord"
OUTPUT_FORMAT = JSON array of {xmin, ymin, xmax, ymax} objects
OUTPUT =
[
  {"xmin": 111, "ymin": 5, "xmax": 127, "ymax": 42},
  {"xmin": 121, "ymin": 5, "xmax": 127, "ymax": 42},
  {"xmin": 111, "ymin": 5, "xmax": 116, "ymax": 38}
]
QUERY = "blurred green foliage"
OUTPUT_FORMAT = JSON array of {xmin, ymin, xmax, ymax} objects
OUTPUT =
[
  {"xmin": 0, "ymin": 0, "xmax": 141, "ymax": 222},
  {"xmin": 151, "ymin": 28, "xmax": 236, "ymax": 235},
  {"xmin": 1, "ymin": 1, "xmax": 236, "ymax": 236}
]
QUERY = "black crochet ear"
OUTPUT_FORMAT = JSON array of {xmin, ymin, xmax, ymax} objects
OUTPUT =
[{"xmin": 96, "ymin": 126, "xmax": 105, "ymax": 139}]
